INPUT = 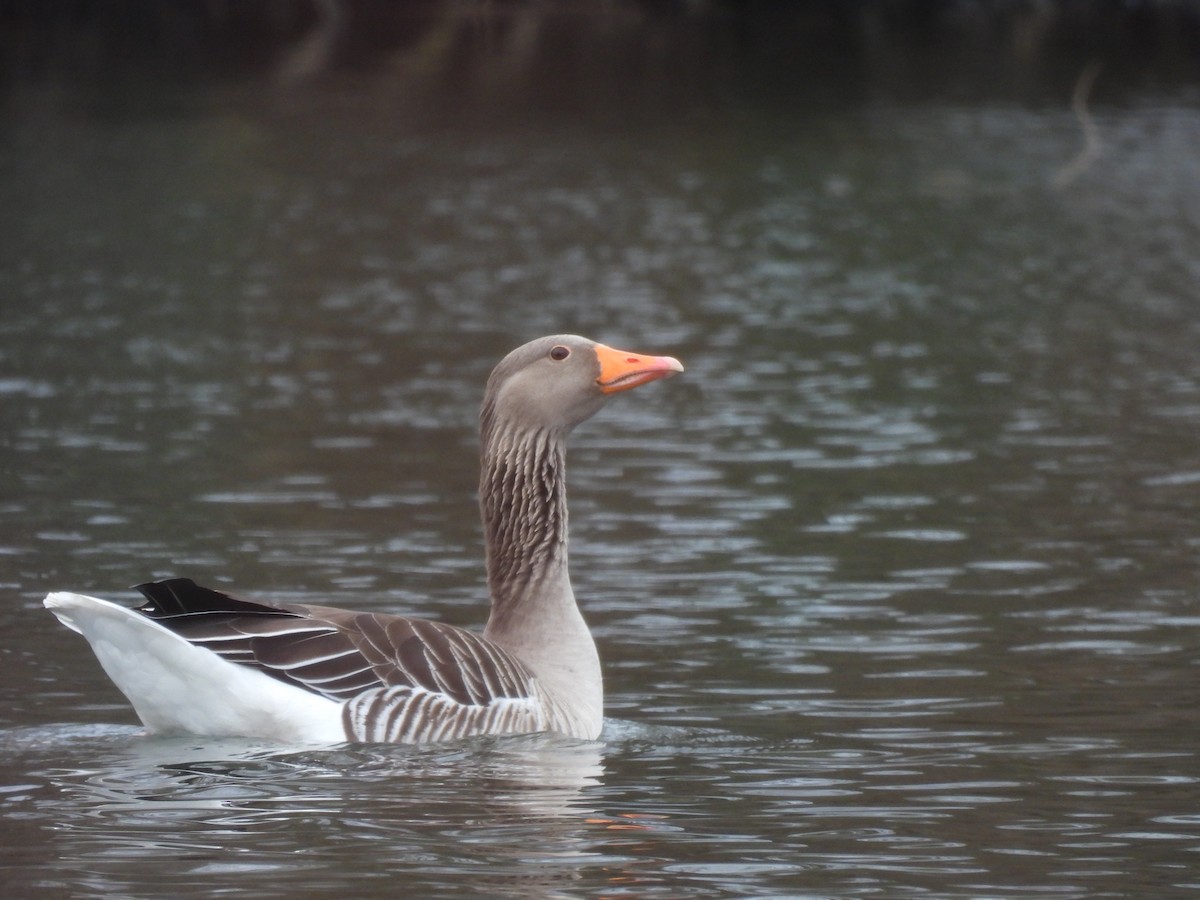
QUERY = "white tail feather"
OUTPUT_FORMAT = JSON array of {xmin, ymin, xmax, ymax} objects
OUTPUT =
[{"xmin": 44, "ymin": 592, "xmax": 344, "ymax": 743}]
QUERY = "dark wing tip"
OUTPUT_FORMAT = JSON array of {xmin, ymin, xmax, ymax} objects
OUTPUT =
[{"xmin": 133, "ymin": 577, "xmax": 298, "ymax": 620}]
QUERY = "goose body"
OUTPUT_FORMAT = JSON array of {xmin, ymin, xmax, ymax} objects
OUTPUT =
[{"xmin": 44, "ymin": 335, "xmax": 682, "ymax": 744}]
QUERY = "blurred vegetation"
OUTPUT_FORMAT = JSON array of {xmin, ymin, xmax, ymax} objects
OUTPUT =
[{"xmin": 1, "ymin": 0, "xmax": 1198, "ymax": 108}]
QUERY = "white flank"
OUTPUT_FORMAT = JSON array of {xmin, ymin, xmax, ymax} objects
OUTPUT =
[{"xmin": 44, "ymin": 592, "xmax": 345, "ymax": 744}]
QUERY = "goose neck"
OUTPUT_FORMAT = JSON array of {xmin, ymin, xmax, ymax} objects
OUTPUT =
[{"xmin": 479, "ymin": 424, "xmax": 571, "ymax": 620}]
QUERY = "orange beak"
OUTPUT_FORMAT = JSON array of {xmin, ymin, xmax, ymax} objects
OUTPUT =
[{"xmin": 594, "ymin": 343, "xmax": 685, "ymax": 395}]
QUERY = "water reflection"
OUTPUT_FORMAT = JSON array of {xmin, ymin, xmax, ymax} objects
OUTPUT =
[{"xmin": 29, "ymin": 729, "xmax": 604, "ymax": 897}]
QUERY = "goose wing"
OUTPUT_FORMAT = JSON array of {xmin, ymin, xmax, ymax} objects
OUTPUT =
[{"xmin": 135, "ymin": 578, "xmax": 547, "ymax": 742}]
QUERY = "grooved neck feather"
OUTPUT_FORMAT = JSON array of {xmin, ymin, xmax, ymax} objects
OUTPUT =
[
  {"xmin": 479, "ymin": 421, "xmax": 569, "ymax": 620},
  {"xmin": 478, "ymin": 409, "xmax": 601, "ymax": 736}
]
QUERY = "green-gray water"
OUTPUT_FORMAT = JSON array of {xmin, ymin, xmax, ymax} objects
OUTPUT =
[{"xmin": 4, "ymin": 5, "xmax": 1200, "ymax": 897}]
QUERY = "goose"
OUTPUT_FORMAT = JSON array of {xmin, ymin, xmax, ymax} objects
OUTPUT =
[{"xmin": 44, "ymin": 335, "xmax": 683, "ymax": 744}]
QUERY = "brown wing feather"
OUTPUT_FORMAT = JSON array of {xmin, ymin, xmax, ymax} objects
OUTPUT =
[{"xmin": 133, "ymin": 578, "xmax": 540, "ymax": 716}]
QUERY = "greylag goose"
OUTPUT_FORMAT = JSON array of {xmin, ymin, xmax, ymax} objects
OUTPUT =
[{"xmin": 44, "ymin": 335, "xmax": 683, "ymax": 744}]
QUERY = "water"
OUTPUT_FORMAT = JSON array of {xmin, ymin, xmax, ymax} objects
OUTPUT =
[{"xmin": 5, "ymin": 5, "xmax": 1200, "ymax": 897}]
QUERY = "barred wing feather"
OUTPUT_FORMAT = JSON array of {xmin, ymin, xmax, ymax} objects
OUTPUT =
[
  {"xmin": 344, "ymin": 687, "xmax": 545, "ymax": 743},
  {"xmin": 135, "ymin": 578, "xmax": 544, "ymax": 742}
]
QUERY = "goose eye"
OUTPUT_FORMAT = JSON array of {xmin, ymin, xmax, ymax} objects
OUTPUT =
[{"xmin": 549, "ymin": 345, "xmax": 571, "ymax": 361}]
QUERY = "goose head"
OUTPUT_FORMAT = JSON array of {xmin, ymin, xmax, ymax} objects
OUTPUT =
[{"xmin": 481, "ymin": 335, "xmax": 684, "ymax": 438}]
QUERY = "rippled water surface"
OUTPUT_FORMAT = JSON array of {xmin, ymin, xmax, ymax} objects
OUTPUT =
[{"xmin": 5, "ymin": 6, "xmax": 1200, "ymax": 897}]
